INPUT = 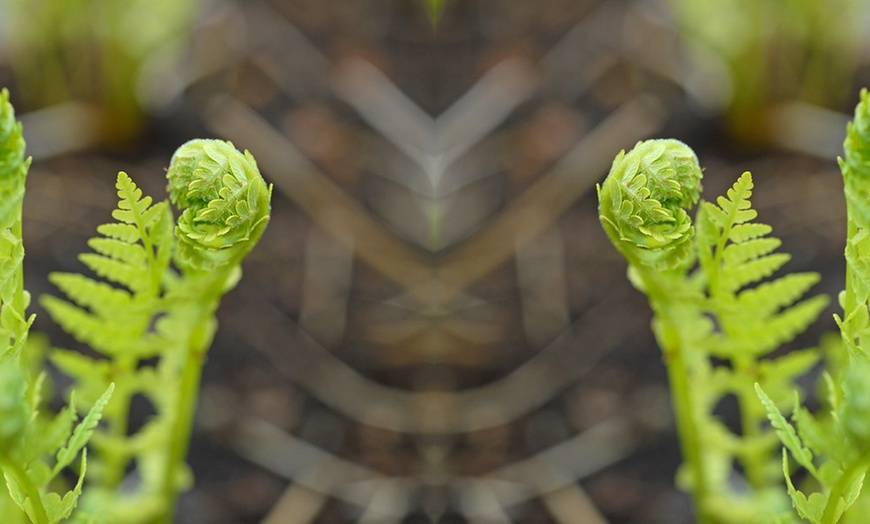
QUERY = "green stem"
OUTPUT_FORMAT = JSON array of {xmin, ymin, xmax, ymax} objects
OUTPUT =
[
  {"xmin": 844, "ymin": 218, "xmax": 861, "ymax": 352},
  {"xmin": 156, "ymin": 334, "xmax": 206, "ymax": 524},
  {"xmin": 101, "ymin": 358, "xmax": 134, "ymax": 489},
  {"xmin": 0, "ymin": 452, "xmax": 48, "ymax": 524},
  {"xmin": 821, "ymin": 452, "xmax": 870, "ymax": 524},
  {"xmin": 732, "ymin": 356, "xmax": 767, "ymax": 488},
  {"xmin": 156, "ymin": 275, "xmax": 224, "ymax": 524},
  {"xmin": 660, "ymin": 311, "xmax": 711, "ymax": 524},
  {"xmin": 638, "ymin": 267, "xmax": 711, "ymax": 524}
]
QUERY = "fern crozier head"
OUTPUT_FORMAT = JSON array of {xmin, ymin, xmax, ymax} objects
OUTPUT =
[
  {"xmin": 598, "ymin": 139, "xmax": 702, "ymax": 271},
  {"xmin": 167, "ymin": 139, "xmax": 271, "ymax": 271}
]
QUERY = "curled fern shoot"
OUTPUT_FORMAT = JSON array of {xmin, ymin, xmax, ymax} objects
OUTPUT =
[
  {"xmin": 167, "ymin": 139, "xmax": 272, "ymax": 272},
  {"xmin": 158, "ymin": 139, "xmax": 270, "ymax": 523},
  {"xmin": 598, "ymin": 138, "xmax": 702, "ymax": 272},
  {"xmin": 600, "ymin": 140, "xmax": 826, "ymax": 523},
  {"xmin": 42, "ymin": 139, "xmax": 271, "ymax": 523}
]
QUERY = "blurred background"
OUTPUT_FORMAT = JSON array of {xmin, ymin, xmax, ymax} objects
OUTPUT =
[{"xmin": 0, "ymin": 0, "xmax": 867, "ymax": 522}]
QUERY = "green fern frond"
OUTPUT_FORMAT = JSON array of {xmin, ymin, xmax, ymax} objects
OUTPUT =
[
  {"xmin": 756, "ymin": 385, "xmax": 817, "ymax": 476},
  {"xmin": 738, "ymin": 273, "xmax": 822, "ymax": 318},
  {"xmin": 0, "ymin": 88, "xmax": 29, "ymax": 232},
  {"xmin": 713, "ymin": 172, "xmax": 758, "ymax": 225},
  {"xmin": 698, "ymin": 173, "xmax": 826, "ymax": 345},
  {"xmin": 40, "ymin": 171, "xmax": 175, "ymax": 518},
  {"xmin": 65, "ymin": 172, "xmax": 173, "ymax": 296},
  {"xmin": 87, "ymin": 238, "xmax": 147, "ymax": 267},
  {"xmin": 53, "ymin": 384, "xmax": 114, "ymax": 478},
  {"xmin": 43, "ymin": 173, "xmax": 172, "ymax": 351},
  {"xmin": 47, "ymin": 273, "xmax": 132, "ymax": 317},
  {"xmin": 841, "ymin": 88, "xmax": 870, "ymax": 230}
]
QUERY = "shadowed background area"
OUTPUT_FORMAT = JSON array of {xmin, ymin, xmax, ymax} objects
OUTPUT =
[{"xmin": 0, "ymin": 0, "xmax": 867, "ymax": 521}]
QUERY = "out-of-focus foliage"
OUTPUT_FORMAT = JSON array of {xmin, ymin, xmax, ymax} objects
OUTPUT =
[
  {"xmin": 424, "ymin": 0, "xmax": 446, "ymax": 24},
  {"xmin": 669, "ymin": 0, "xmax": 868, "ymax": 143},
  {"xmin": 0, "ymin": 0, "xmax": 198, "ymax": 145}
]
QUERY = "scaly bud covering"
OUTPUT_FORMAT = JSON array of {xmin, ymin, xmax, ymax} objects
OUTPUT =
[
  {"xmin": 598, "ymin": 139, "xmax": 703, "ymax": 271},
  {"xmin": 166, "ymin": 139, "xmax": 272, "ymax": 271},
  {"xmin": 841, "ymin": 88, "xmax": 870, "ymax": 229}
]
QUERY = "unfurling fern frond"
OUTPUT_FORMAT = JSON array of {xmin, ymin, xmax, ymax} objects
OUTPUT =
[
  {"xmin": 42, "ymin": 172, "xmax": 173, "ymax": 361},
  {"xmin": 166, "ymin": 139, "xmax": 271, "ymax": 272},
  {"xmin": 598, "ymin": 139, "xmax": 703, "ymax": 272},
  {"xmin": 692, "ymin": 172, "xmax": 827, "ymax": 512},
  {"xmin": 40, "ymin": 171, "xmax": 174, "ymax": 514},
  {"xmin": 697, "ymin": 172, "xmax": 828, "ymax": 359},
  {"xmin": 599, "ymin": 141, "xmax": 828, "ymax": 523},
  {"xmin": 38, "ymin": 139, "xmax": 270, "ymax": 524}
]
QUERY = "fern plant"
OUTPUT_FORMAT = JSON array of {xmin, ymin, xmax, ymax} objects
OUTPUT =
[
  {"xmin": 599, "ymin": 89, "xmax": 870, "ymax": 523},
  {"xmin": 0, "ymin": 0, "xmax": 199, "ymax": 145},
  {"xmin": 0, "ymin": 88, "xmax": 113, "ymax": 524},
  {"xmin": 752, "ymin": 88, "xmax": 870, "ymax": 524},
  {"xmin": 598, "ymin": 139, "xmax": 828, "ymax": 522},
  {"xmin": 42, "ymin": 140, "xmax": 271, "ymax": 523},
  {"xmin": 0, "ymin": 87, "xmax": 271, "ymax": 522}
]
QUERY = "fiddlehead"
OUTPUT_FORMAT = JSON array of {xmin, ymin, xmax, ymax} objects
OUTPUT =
[
  {"xmin": 598, "ymin": 138, "xmax": 702, "ymax": 272},
  {"xmin": 156, "ymin": 139, "xmax": 271, "ymax": 524},
  {"xmin": 599, "ymin": 139, "xmax": 712, "ymax": 521},
  {"xmin": 166, "ymin": 139, "xmax": 271, "ymax": 272}
]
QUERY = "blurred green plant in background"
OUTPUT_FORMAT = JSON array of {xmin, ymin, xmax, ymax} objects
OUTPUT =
[
  {"xmin": 0, "ymin": 0, "xmax": 198, "ymax": 147},
  {"xmin": 669, "ymin": 0, "xmax": 868, "ymax": 145},
  {"xmin": 424, "ymin": 0, "xmax": 446, "ymax": 24}
]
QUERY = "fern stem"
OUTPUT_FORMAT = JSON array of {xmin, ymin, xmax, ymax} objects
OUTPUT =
[
  {"xmin": 156, "ymin": 275, "xmax": 224, "ymax": 524},
  {"xmin": 157, "ymin": 335, "xmax": 206, "ymax": 524},
  {"xmin": 0, "ymin": 451, "xmax": 48, "ymax": 524},
  {"xmin": 101, "ymin": 361, "xmax": 134, "ymax": 489},
  {"xmin": 843, "ymin": 219, "xmax": 861, "ymax": 352},
  {"xmin": 638, "ymin": 268, "xmax": 712, "ymax": 524},
  {"xmin": 732, "ymin": 356, "xmax": 769, "ymax": 489},
  {"xmin": 821, "ymin": 451, "xmax": 870, "ymax": 524},
  {"xmin": 661, "ymin": 316, "xmax": 711, "ymax": 523}
]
